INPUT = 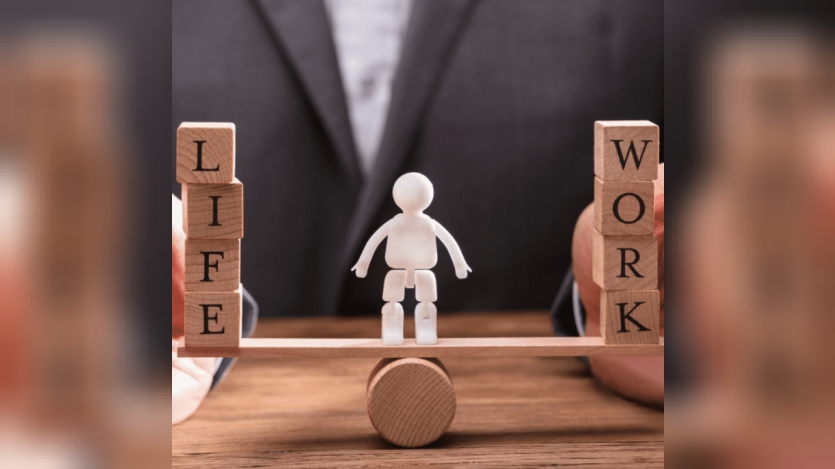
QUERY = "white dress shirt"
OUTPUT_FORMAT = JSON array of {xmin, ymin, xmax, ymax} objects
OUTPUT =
[{"xmin": 324, "ymin": 0, "xmax": 413, "ymax": 176}]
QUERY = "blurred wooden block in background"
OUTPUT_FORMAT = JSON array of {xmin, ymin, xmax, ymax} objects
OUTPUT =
[
  {"xmin": 594, "ymin": 177, "xmax": 655, "ymax": 235},
  {"xmin": 600, "ymin": 290, "xmax": 660, "ymax": 344},
  {"xmin": 185, "ymin": 291, "xmax": 242, "ymax": 348},
  {"xmin": 182, "ymin": 178, "xmax": 244, "ymax": 239},
  {"xmin": 594, "ymin": 121, "xmax": 659, "ymax": 181},
  {"xmin": 592, "ymin": 230, "xmax": 657, "ymax": 290},
  {"xmin": 176, "ymin": 122, "xmax": 236, "ymax": 184},
  {"xmin": 185, "ymin": 239, "xmax": 240, "ymax": 292}
]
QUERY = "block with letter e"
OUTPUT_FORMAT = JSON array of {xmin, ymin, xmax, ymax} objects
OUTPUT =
[
  {"xmin": 176, "ymin": 122, "xmax": 236, "ymax": 184},
  {"xmin": 185, "ymin": 239, "xmax": 240, "ymax": 292},
  {"xmin": 592, "ymin": 229, "xmax": 658, "ymax": 291},
  {"xmin": 594, "ymin": 120, "xmax": 659, "ymax": 181},
  {"xmin": 600, "ymin": 290, "xmax": 660, "ymax": 344},
  {"xmin": 182, "ymin": 178, "xmax": 244, "ymax": 239},
  {"xmin": 185, "ymin": 291, "xmax": 242, "ymax": 348}
]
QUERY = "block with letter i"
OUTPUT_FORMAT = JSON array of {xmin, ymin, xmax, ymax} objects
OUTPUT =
[
  {"xmin": 178, "ymin": 121, "xmax": 244, "ymax": 349},
  {"xmin": 182, "ymin": 178, "xmax": 244, "ymax": 239}
]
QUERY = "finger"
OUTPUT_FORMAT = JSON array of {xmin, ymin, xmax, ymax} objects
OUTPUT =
[
  {"xmin": 172, "ymin": 195, "xmax": 186, "ymax": 338},
  {"xmin": 571, "ymin": 203, "xmax": 601, "ymax": 332},
  {"xmin": 589, "ymin": 355, "xmax": 664, "ymax": 406},
  {"xmin": 654, "ymin": 164, "xmax": 665, "ymax": 322},
  {"xmin": 172, "ymin": 338, "xmax": 215, "ymax": 424}
]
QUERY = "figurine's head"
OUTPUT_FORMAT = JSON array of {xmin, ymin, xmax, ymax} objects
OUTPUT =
[{"xmin": 393, "ymin": 172, "xmax": 434, "ymax": 213}]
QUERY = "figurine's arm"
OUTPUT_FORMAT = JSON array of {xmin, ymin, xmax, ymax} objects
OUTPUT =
[
  {"xmin": 434, "ymin": 220, "xmax": 471, "ymax": 279},
  {"xmin": 351, "ymin": 220, "xmax": 392, "ymax": 278}
]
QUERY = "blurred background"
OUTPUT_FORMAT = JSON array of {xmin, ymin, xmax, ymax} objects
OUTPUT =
[
  {"xmin": 0, "ymin": 0, "xmax": 833, "ymax": 467},
  {"xmin": 1, "ymin": 1, "xmax": 171, "ymax": 468},
  {"xmin": 666, "ymin": 1, "xmax": 834, "ymax": 467}
]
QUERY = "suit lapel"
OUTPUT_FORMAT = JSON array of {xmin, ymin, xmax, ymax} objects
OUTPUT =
[
  {"xmin": 252, "ymin": 0, "xmax": 361, "ymax": 187},
  {"xmin": 337, "ymin": 0, "xmax": 480, "ymax": 285}
]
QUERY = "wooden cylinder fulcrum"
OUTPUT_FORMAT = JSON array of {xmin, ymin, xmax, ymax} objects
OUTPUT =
[{"xmin": 366, "ymin": 358, "xmax": 456, "ymax": 448}]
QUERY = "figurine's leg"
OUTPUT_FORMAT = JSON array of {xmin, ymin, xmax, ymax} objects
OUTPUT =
[
  {"xmin": 414, "ymin": 270, "xmax": 438, "ymax": 345},
  {"xmin": 382, "ymin": 270, "xmax": 406, "ymax": 345},
  {"xmin": 381, "ymin": 302, "xmax": 404, "ymax": 345}
]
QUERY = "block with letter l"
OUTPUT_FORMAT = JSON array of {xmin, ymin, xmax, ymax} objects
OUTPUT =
[
  {"xmin": 594, "ymin": 120, "xmax": 659, "ymax": 181},
  {"xmin": 182, "ymin": 178, "xmax": 244, "ymax": 239},
  {"xmin": 185, "ymin": 239, "xmax": 240, "ymax": 292},
  {"xmin": 592, "ymin": 229, "xmax": 658, "ymax": 290},
  {"xmin": 185, "ymin": 291, "xmax": 241, "ymax": 348},
  {"xmin": 600, "ymin": 290, "xmax": 660, "ymax": 344},
  {"xmin": 176, "ymin": 122, "xmax": 236, "ymax": 184}
]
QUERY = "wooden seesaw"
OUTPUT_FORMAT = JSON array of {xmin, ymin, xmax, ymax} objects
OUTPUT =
[
  {"xmin": 176, "ymin": 120, "xmax": 664, "ymax": 447},
  {"xmin": 178, "ymin": 338, "xmax": 664, "ymax": 447}
]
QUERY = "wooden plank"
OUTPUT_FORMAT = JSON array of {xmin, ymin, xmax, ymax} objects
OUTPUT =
[{"xmin": 177, "ymin": 336, "xmax": 663, "ymax": 358}]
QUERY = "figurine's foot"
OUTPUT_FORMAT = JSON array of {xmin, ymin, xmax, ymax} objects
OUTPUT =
[
  {"xmin": 414, "ymin": 302, "xmax": 437, "ymax": 345},
  {"xmin": 382, "ymin": 302, "xmax": 404, "ymax": 345},
  {"xmin": 415, "ymin": 331, "xmax": 437, "ymax": 345}
]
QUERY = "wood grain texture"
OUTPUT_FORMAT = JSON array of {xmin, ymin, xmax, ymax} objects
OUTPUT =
[
  {"xmin": 185, "ymin": 239, "xmax": 240, "ymax": 292},
  {"xmin": 172, "ymin": 313, "xmax": 664, "ymax": 467},
  {"xmin": 594, "ymin": 121, "xmax": 659, "ymax": 181},
  {"xmin": 367, "ymin": 358, "xmax": 456, "ymax": 447},
  {"xmin": 592, "ymin": 229, "xmax": 658, "ymax": 291},
  {"xmin": 182, "ymin": 178, "xmax": 244, "ymax": 239},
  {"xmin": 184, "ymin": 291, "xmax": 242, "ymax": 348},
  {"xmin": 177, "ymin": 336, "xmax": 664, "ymax": 358},
  {"xmin": 600, "ymin": 290, "xmax": 660, "ymax": 345},
  {"xmin": 594, "ymin": 177, "xmax": 655, "ymax": 235},
  {"xmin": 176, "ymin": 122, "xmax": 235, "ymax": 184}
]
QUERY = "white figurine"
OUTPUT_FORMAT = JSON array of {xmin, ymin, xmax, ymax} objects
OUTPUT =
[{"xmin": 352, "ymin": 173, "xmax": 471, "ymax": 345}]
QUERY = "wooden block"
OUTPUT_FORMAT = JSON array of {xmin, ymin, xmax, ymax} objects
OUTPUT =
[
  {"xmin": 182, "ymin": 178, "xmax": 244, "ymax": 239},
  {"xmin": 184, "ymin": 291, "xmax": 241, "ymax": 348},
  {"xmin": 176, "ymin": 122, "xmax": 235, "ymax": 184},
  {"xmin": 594, "ymin": 121, "xmax": 659, "ymax": 181},
  {"xmin": 594, "ymin": 177, "xmax": 655, "ymax": 235},
  {"xmin": 592, "ymin": 229, "xmax": 657, "ymax": 290},
  {"xmin": 367, "ymin": 358, "xmax": 456, "ymax": 447},
  {"xmin": 600, "ymin": 290, "xmax": 660, "ymax": 344},
  {"xmin": 185, "ymin": 239, "xmax": 240, "ymax": 292}
]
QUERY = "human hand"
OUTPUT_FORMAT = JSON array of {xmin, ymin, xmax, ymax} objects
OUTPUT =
[
  {"xmin": 571, "ymin": 163, "xmax": 664, "ymax": 406},
  {"xmin": 352, "ymin": 262, "xmax": 368, "ymax": 278},
  {"xmin": 171, "ymin": 195, "xmax": 215, "ymax": 425},
  {"xmin": 455, "ymin": 264, "xmax": 472, "ymax": 279}
]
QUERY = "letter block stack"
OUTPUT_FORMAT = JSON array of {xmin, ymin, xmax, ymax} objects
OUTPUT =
[
  {"xmin": 177, "ymin": 122, "xmax": 243, "ymax": 348},
  {"xmin": 592, "ymin": 121, "xmax": 660, "ymax": 345}
]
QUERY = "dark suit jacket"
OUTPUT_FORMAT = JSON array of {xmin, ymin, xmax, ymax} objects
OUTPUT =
[{"xmin": 172, "ymin": 0, "xmax": 663, "ymax": 318}]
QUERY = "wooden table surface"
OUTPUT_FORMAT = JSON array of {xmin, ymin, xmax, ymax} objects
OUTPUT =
[{"xmin": 172, "ymin": 312, "xmax": 664, "ymax": 468}]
